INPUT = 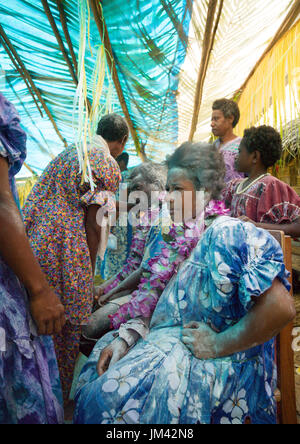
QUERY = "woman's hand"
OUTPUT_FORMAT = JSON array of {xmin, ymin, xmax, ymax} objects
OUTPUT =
[
  {"xmin": 97, "ymin": 337, "xmax": 129, "ymax": 376},
  {"xmin": 97, "ymin": 289, "xmax": 115, "ymax": 306},
  {"xmin": 29, "ymin": 287, "xmax": 65, "ymax": 336},
  {"xmin": 94, "ymin": 284, "xmax": 106, "ymax": 301},
  {"xmin": 181, "ymin": 321, "xmax": 219, "ymax": 359}
]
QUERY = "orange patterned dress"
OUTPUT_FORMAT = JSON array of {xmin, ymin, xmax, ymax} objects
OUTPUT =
[{"xmin": 23, "ymin": 136, "xmax": 121, "ymax": 400}]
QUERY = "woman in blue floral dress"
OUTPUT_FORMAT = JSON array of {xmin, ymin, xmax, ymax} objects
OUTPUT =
[
  {"xmin": 74, "ymin": 142, "xmax": 295, "ymax": 424},
  {"xmin": 0, "ymin": 93, "xmax": 65, "ymax": 424}
]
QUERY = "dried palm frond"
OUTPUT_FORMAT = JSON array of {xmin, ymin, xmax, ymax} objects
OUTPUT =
[
  {"xmin": 236, "ymin": 20, "xmax": 300, "ymax": 136},
  {"xmin": 73, "ymin": 0, "xmax": 114, "ymax": 190},
  {"xmin": 17, "ymin": 175, "xmax": 38, "ymax": 208}
]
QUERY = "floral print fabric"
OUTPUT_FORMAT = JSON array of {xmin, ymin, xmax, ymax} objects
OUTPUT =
[
  {"xmin": 215, "ymin": 137, "xmax": 244, "ymax": 183},
  {"xmin": 0, "ymin": 93, "xmax": 63, "ymax": 424},
  {"xmin": 224, "ymin": 174, "xmax": 300, "ymax": 225},
  {"xmin": 74, "ymin": 217, "xmax": 290, "ymax": 424},
  {"xmin": 23, "ymin": 139, "xmax": 121, "ymax": 325}
]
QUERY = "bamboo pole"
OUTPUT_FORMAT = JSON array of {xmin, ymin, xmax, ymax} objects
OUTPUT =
[
  {"xmin": 236, "ymin": 0, "xmax": 300, "ymax": 97},
  {"xmin": 188, "ymin": 0, "xmax": 222, "ymax": 141},
  {"xmin": 45, "ymin": 0, "xmax": 92, "ymax": 111},
  {"xmin": 55, "ymin": 0, "xmax": 78, "ymax": 73},
  {"xmin": 6, "ymin": 74, "xmax": 55, "ymax": 159},
  {"xmin": 89, "ymin": 0, "xmax": 143, "ymax": 159},
  {"xmin": 161, "ymin": 0, "xmax": 189, "ymax": 49},
  {"xmin": 0, "ymin": 24, "xmax": 67, "ymax": 147},
  {"xmin": 23, "ymin": 162, "xmax": 37, "ymax": 176},
  {"xmin": 0, "ymin": 35, "xmax": 44, "ymax": 117},
  {"xmin": 41, "ymin": 0, "xmax": 78, "ymax": 84}
]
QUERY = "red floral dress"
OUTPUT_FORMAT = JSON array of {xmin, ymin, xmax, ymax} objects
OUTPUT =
[{"xmin": 224, "ymin": 174, "xmax": 300, "ymax": 224}]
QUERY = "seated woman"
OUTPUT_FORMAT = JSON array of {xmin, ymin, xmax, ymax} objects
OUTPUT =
[
  {"xmin": 96, "ymin": 152, "xmax": 131, "ymax": 281},
  {"xmin": 74, "ymin": 142, "xmax": 295, "ymax": 424},
  {"xmin": 224, "ymin": 125, "xmax": 300, "ymax": 237},
  {"xmin": 82, "ymin": 162, "xmax": 168, "ymax": 340}
]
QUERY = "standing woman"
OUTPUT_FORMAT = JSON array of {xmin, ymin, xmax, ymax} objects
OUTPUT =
[
  {"xmin": 0, "ymin": 93, "xmax": 65, "ymax": 424},
  {"xmin": 23, "ymin": 114, "xmax": 128, "ymax": 406},
  {"xmin": 211, "ymin": 98, "xmax": 244, "ymax": 183}
]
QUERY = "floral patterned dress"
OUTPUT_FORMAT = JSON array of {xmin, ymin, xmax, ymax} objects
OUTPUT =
[
  {"xmin": 22, "ymin": 135, "xmax": 121, "ymax": 401},
  {"xmin": 0, "ymin": 93, "xmax": 63, "ymax": 424},
  {"xmin": 224, "ymin": 174, "xmax": 300, "ymax": 225},
  {"xmin": 74, "ymin": 216, "xmax": 289, "ymax": 424}
]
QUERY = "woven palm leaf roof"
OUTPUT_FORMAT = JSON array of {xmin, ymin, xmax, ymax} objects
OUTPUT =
[{"xmin": 0, "ymin": 0, "xmax": 299, "ymax": 178}]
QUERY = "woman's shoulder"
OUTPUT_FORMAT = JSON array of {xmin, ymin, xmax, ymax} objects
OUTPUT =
[
  {"xmin": 203, "ymin": 216, "xmax": 283, "ymax": 269},
  {"xmin": 261, "ymin": 174, "xmax": 293, "ymax": 189},
  {"xmin": 220, "ymin": 137, "xmax": 242, "ymax": 153},
  {"xmin": 205, "ymin": 215, "xmax": 275, "ymax": 248},
  {"xmin": 261, "ymin": 175, "xmax": 300, "ymax": 199},
  {"xmin": 0, "ymin": 95, "xmax": 27, "ymax": 176},
  {"xmin": 207, "ymin": 215, "xmax": 242, "ymax": 232}
]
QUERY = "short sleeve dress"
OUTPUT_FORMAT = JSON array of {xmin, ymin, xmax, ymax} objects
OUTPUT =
[
  {"xmin": 0, "ymin": 93, "xmax": 63, "ymax": 424},
  {"xmin": 74, "ymin": 216, "xmax": 290, "ymax": 424},
  {"xmin": 215, "ymin": 137, "xmax": 244, "ymax": 183},
  {"xmin": 224, "ymin": 174, "xmax": 300, "ymax": 225},
  {"xmin": 23, "ymin": 137, "xmax": 121, "ymax": 325},
  {"xmin": 22, "ymin": 135, "xmax": 121, "ymax": 401}
]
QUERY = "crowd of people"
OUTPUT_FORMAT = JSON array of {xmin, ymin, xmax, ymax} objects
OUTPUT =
[{"xmin": 0, "ymin": 92, "xmax": 298, "ymax": 424}]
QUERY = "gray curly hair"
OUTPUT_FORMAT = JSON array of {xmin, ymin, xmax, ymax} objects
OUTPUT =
[
  {"xmin": 166, "ymin": 142, "xmax": 225, "ymax": 199},
  {"xmin": 129, "ymin": 161, "xmax": 168, "ymax": 191}
]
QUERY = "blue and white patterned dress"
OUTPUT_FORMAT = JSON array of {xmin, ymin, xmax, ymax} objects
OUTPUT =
[
  {"xmin": 0, "ymin": 93, "xmax": 63, "ymax": 424},
  {"xmin": 74, "ymin": 216, "xmax": 290, "ymax": 424}
]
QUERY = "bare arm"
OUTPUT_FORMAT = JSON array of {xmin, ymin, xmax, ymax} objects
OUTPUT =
[
  {"xmin": 97, "ymin": 316, "xmax": 151, "ymax": 376},
  {"xmin": 255, "ymin": 219, "xmax": 300, "ymax": 238},
  {"xmin": 98, "ymin": 267, "xmax": 142, "ymax": 305},
  {"xmin": 85, "ymin": 204, "xmax": 102, "ymax": 275},
  {"xmin": 239, "ymin": 216, "xmax": 300, "ymax": 238},
  {"xmin": 182, "ymin": 278, "xmax": 296, "ymax": 359},
  {"xmin": 0, "ymin": 157, "xmax": 65, "ymax": 335}
]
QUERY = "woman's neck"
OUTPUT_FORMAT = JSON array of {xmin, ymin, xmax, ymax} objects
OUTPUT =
[
  {"xmin": 247, "ymin": 166, "xmax": 268, "ymax": 181},
  {"xmin": 219, "ymin": 132, "xmax": 237, "ymax": 145}
]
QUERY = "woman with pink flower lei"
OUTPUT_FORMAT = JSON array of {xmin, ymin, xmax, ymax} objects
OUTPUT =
[{"xmin": 74, "ymin": 142, "xmax": 295, "ymax": 424}]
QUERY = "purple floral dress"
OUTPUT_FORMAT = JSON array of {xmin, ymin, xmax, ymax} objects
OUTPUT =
[
  {"xmin": 215, "ymin": 137, "xmax": 244, "ymax": 183},
  {"xmin": 0, "ymin": 93, "xmax": 63, "ymax": 424}
]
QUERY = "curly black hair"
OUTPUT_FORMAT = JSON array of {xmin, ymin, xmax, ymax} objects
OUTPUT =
[
  {"xmin": 212, "ymin": 98, "xmax": 240, "ymax": 128},
  {"xmin": 117, "ymin": 151, "xmax": 129, "ymax": 167},
  {"xmin": 242, "ymin": 125, "xmax": 282, "ymax": 168},
  {"xmin": 97, "ymin": 113, "xmax": 129, "ymax": 142},
  {"xmin": 166, "ymin": 142, "xmax": 225, "ymax": 200}
]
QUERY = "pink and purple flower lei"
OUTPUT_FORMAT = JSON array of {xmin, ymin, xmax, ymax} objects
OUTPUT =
[
  {"xmin": 109, "ymin": 200, "xmax": 230, "ymax": 329},
  {"xmin": 103, "ymin": 208, "xmax": 160, "ymax": 295}
]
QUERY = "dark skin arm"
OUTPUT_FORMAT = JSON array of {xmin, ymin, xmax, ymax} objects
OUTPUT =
[
  {"xmin": 182, "ymin": 278, "xmax": 296, "ymax": 358},
  {"xmin": 85, "ymin": 204, "xmax": 102, "ymax": 276},
  {"xmin": 0, "ymin": 157, "xmax": 65, "ymax": 335},
  {"xmin": 97, "ymin": 267, "xmax": 142, "ymax": 305},
  {"xmin": 239, "ymin": 215, "xmax": 300, "ymax": 238},
  {"xmin": 97, "ymin": 316, "xmax": 151, "ymax": 376}
]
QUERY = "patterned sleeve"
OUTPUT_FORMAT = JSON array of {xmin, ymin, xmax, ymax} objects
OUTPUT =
[
  {"xmin": 208, "ymin": 219, "xmax": 290, "ymax": 312},
  {"xmin": 81, "ymin": 149, "xmax": 121, "ymax": 207},
  {"xmin": 222, "ymin": 178, "xmax": 239, "ymax": 212},
  {"xmin": 141, "ymin": 224, "xmax": 165, "ymax": 271},
  {"xmin": 221, "ymin": 151, "xmax": 244, "ymax": 184},
  {"xmin": 0, "ymin": 139, "xmax": 7, "ymax": 157},
  {"xmin": 257, "ymin": 178, "xmax": 300, "ymax": 224},
  {"xmin": 0, "ymin": 93, "xmax": 26, "ymax": 175}
]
